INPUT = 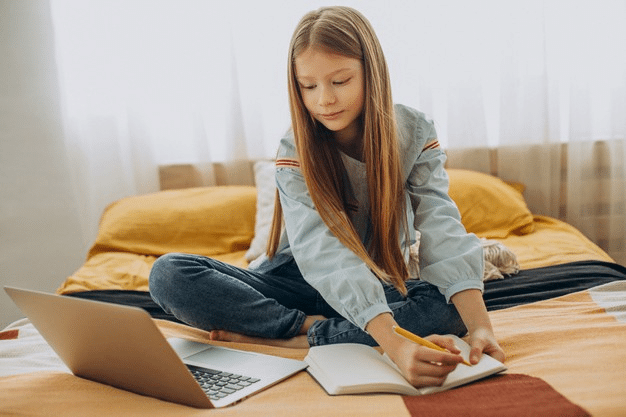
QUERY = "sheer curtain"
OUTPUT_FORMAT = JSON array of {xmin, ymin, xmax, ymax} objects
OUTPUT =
[{"xmin": 49, "ymin": 0, "xmax": 626, "ymax": 264}]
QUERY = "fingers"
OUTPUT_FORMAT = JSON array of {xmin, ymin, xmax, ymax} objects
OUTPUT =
[
  {"xmin": 469, "ymin": 345, "xmax": 483, "ymax": 365},
  {"xmin": 467, "ymin": 329, "xmax": 506, "ymax": 364},
  {"xmin": 425, "ymin": 334, "xmax": 462, "ymax": 354},
  {"xmin": 403, "ymin": 353, "xmax": 459, "ymax": 387},
  {"xmin": 399, "ymin": 342, "xmax": 464, "ymax": 387},
  {"xmin": 483, "ymin": 343, "xmax": 506, "ymax": 363},
  {"xmin": 419, "ymin": 345, "xmax": 464, "ymax": 366},
  {"xmin": 405, "ymin": 373, "xmax": 450, "ymax": 388}
]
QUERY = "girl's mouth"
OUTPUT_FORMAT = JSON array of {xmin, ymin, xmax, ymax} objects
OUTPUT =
[{"xmin": 320, "ymin": 111, "xmax": 343, "ymax": 120}]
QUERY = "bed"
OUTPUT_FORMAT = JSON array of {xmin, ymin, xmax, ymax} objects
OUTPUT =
[{"xmin": 1, "ymin": 162, "xmax": 625, "ymax": 416}]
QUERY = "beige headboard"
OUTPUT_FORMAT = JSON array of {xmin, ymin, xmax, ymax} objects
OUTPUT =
[
  {"xmin": 158, "ymin": 147, "xmax": 499, "ymax": 190},
  {"xmin": 158, "ymin": 149, "xmax": 501, "ymax": 191},
  {"xmin": 159, "ymin": 160, "xmax": 260, "ymax": 190}
]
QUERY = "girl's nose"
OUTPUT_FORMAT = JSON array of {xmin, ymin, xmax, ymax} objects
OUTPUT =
[{"xmin": 318, "ymin": 86, "xmax": 336, "ymax": 106}]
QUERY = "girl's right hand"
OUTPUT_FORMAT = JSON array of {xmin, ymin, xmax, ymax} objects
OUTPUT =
[
  {"xmin": 365, "ymin": 313, "xmax": 464, "ymax": 388},
  {"xmin": 389, "ymin": 334, "xmax": 465, "ymax": 387}
]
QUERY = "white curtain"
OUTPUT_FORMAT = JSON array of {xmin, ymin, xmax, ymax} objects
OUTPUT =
[{"xmin": 49, "ymin": 0, "xmax": 626, "ymax": 264}]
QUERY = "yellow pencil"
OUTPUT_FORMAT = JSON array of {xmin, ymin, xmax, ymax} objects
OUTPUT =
[{"xmin": 392, "ymin": 325, "xmax": 472, "ymax": 366}]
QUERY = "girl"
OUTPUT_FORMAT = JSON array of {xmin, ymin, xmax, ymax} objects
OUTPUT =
[{"xmin": 149, "ymin": 6, "xmax": 505, "ymax": 388}]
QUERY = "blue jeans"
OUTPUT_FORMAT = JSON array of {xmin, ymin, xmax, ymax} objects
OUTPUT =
[{"xmin": 149, "ymin": 253, "xmax": 467, "ymax": 346}]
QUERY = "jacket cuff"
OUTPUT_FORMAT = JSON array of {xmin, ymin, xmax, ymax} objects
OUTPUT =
[
  {"xmin": 443, "ymin": 279, "xmax": 484, "ymax": 303},
  {"xmin": 356, "ymin": 304, "xmax": 393, "ymax": 331}
]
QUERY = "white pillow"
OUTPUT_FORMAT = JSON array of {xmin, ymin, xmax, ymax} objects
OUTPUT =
[{"xmin": 245, "ymin": 160, "xmax": 277, "ymax": 262}]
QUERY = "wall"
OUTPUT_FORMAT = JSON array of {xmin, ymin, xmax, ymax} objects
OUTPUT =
[{"xmin": 0, "ymin": 1, "xmax": 86, "ymax": 328}]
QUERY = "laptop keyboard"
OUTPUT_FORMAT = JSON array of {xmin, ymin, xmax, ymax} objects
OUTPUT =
[{"xmin": 187, "ymin": 364, "xmax": 260, "ymax": 401}]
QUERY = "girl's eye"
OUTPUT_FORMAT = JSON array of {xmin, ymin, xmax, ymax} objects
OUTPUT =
[{"xmin": 299, "ymin": 77, "xmax": 350, "ymax": 90}]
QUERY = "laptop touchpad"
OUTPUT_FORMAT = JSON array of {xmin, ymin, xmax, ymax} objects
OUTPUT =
[{"xmin": 186, "ymin": 347, "xmax": 257, "ymax": 369}]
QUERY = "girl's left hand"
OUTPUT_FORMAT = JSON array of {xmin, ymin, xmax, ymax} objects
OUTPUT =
[
  {"xmin": 467, "ymin": 327, "xmax": 505, "ymax": 364},
  {"xmin": 450, "ymin": 289, "xmax": 505, "ymax": 365}
]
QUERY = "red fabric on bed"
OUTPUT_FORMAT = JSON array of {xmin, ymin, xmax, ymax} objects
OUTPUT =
[
  {"xmin": 402, "ymin": 374, "xmax": 590, "ymax": 417},
  {"xmin": 0, "ymin": 329, "xmax": 19, "ymax": 340}
]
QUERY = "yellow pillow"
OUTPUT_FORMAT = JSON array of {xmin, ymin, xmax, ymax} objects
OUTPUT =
[
  {"xmin": 447, "ymin": 169, "xmax": 535, "ymax": 238},
  {"xmin": 88, "ymin": 186, "xmax": 257, "ymax": 259}
]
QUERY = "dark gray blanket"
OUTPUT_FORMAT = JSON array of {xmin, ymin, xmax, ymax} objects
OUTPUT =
[{"xmin": 65, "ymin": 260, "xmax": 626, "ymax": 321}]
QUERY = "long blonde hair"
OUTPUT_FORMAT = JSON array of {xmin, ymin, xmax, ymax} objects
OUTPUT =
[{"xmin": 267, "ymin": 6, "xmax": 409, "ymax": 295}]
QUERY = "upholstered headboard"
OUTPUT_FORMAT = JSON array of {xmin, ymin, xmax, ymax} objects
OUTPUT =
[
  {"xmin": 157, "ymin": 144, "xmax": 566, "ymax": 222},
  {"xmin": 159, "ymin": 160, "xmax": 258, "ymax": 190},
  {"xmin": 158, "ymin": 148, "xmax": 500, "ymax": 190}
]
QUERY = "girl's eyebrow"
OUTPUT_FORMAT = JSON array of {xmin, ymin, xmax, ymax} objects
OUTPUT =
[{"xmin": 297, "ymin": 67, "xmax": 354, "ymax": 81}]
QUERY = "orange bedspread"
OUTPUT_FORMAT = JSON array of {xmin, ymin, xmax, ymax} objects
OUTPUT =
[{"xmin": 2, "ymin": 282, "xmax": 625, "ymax": 416}]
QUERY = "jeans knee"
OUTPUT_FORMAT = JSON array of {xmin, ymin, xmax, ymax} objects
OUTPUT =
[{"xmin": 149, "ymin": 253, "xmax": 186, "ymax": 302}]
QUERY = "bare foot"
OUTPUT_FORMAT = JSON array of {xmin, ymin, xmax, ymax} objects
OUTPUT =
[
  {"xmin": 209, "ymin": 315, "xmax": 326, "ymax": 349},
  {"xmin": 300, "ymin": 315, "xmax": 326, "ymax": 335},
  {"xmin": 210, "ymin": 330, "xmax": 309, "ymax": 349}
]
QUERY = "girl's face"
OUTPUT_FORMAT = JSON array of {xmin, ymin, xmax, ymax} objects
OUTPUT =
[{"xmin": 295, "ymin": 47, "xmax": 365, "ymax": 152}]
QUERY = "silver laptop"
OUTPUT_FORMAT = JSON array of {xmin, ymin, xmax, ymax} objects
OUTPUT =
[{"xmin": 5, "ymin": 286, "xmax": 307, "ymax": 408}]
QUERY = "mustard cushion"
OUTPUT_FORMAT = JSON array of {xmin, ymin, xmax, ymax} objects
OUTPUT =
[
  {"xmin": 447, "ymin": 169, "xmax": 535, "ymax": 238},
  {"xmin": 88, "ymin": 186, "xmax": 257, "ymax": 259}
]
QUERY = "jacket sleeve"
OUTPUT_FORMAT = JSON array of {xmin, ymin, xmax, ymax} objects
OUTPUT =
[
  {"xmin": 274, "ymin": 142, "xmax": 392, "ymax": 331},
  {"xmin": 404, "ymin": 115, "xmax": 484, "ymax": 302}
]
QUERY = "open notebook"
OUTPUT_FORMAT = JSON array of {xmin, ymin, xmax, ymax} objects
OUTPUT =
[{"xmin": 305, "ymin": 335, "xmax": 506, "ymax": 396}]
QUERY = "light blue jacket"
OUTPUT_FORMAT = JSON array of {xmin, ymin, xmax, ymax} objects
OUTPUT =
[{"xmin": 249, "ymin": 104, "xmax": 484, "ymax": 330}]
